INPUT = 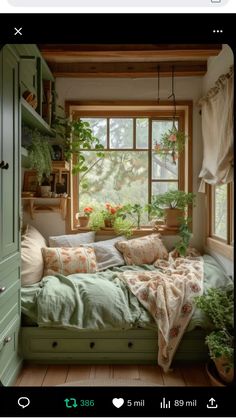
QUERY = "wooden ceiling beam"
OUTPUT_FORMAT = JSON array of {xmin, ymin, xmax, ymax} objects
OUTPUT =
[
  {"xmin": 47, "ymin": 60, "xmax": 208, "ymax": 78},
  {"xmin": 39, "ymin": 44, "xmax": 222, "ymax": 60}
]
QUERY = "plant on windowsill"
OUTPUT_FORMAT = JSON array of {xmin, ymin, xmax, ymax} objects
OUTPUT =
[
  {"xmin": 76, "ymin": 206, "xmax": 93, "ymax": 228},
  {"xmin": 88, "ymin": 204, "xmax": 135, "ymax": 238},
  {"xmin": 195, "ymin": 287, "xmax": 234, "ymax": 385},
  {"xmin": 150, "ymin": 189, "xmax": 196, "ymax": 228}
]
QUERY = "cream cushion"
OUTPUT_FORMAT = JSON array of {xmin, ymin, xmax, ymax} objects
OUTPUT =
[
  {"xmin": 49, "ymin": 231, "xmax": 95, "ymax": 247},
  {"xmin": 42, "ymin": 247, "xmax": 98, "ymax": 276},
  {"xmin": 116, "ymin": 234, "xmax": 168, "ymax": 265},
  {"xmin": 21, "ymin": 225, "xmax": 47, "ymax": 285}
]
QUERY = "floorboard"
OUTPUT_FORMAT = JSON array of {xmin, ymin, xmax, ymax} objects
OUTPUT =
[{"xmin": 14, "ymin": 363, "xmax": 212, "ymax": 387}]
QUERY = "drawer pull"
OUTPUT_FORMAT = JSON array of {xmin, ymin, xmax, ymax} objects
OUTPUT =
[
  {"xmin": 90, "ymin": 342, "xmax": 95, "ymax": 349},
  {"xmin": 0, "ymin": 287, "xmax": 6, "ymax": 293},
  {"xmin": 128, "ymin": 342, "xmax": 133, "ymax": 348},
  {"xmin": 52, "ymin": 341, "xmax": 58, "ymax": 348},
  {"xmin": 4, "ymin": 336, "xmax": 12, "ymax": 344}
]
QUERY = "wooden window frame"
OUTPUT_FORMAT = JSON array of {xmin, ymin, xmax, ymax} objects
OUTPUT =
[
  {"xmin": 206, "ymin": 182, "xmax": 233, "ymax": 260},
  {"xmin": 64, "ymin": 101, "xmax": 193, "ymax": 234}
]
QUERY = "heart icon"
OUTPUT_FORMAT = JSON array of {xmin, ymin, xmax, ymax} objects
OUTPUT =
[{"xmin": 112, "ymin": 398, "xmax": 124, "ymax": 408}]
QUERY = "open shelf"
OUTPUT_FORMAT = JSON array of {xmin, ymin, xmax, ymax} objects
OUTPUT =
[
  {"xmin": 21, "ymin": 98, "xmax": 54, "ymax": 136},
  {"xmin": 22, "ymin": 196, "xmax": 69, "ymax": 220}
]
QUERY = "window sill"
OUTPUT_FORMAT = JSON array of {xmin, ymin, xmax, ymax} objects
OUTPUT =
[
  {"xmin": 206, "ymin": 237, "xmax": 233, "ymax": 261},
  {"xmin": 72, "ymin": 226, "xmax": 180, "ymax": 237}
]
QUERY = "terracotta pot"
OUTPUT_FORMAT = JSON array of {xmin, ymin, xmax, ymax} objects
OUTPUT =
[
  {"xmin": 164, "ymin": 208, "xmax": 184, "ymax": 228},
  {"xmin": 104, "ymin": 218, "xmax": 114, "ymax": 228},
  {"xmin": 214, "ymin": 357, "xmax": 234, "ymax": 384},
  {"xmin": 206, "ymin": 361, "xmax": 225, "ymax": 387},
  {"xmin": 78, "ymin": 216, "xmax": 89, "ymax": 227}
]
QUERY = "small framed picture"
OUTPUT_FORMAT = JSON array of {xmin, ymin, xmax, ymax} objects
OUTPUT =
[{"xmin": 23, "ymin": 171, "xmax": 38, "ymax": 192}]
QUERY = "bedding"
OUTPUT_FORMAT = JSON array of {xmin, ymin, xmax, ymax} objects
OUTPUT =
[
  {"xmin": 116, "ymin": 234, "xmax": 168, "ymax": 265},
  {"xmin": 21, "ymin": 224, "xmax": 47, "ymax": 285},
  {"xmin": 20, "ymin": 254, "xmax": 233, "ymax": 369},
  {"xmin": 42, "ymin": 246, "xmax": 98, "ymax": 276},
  {"xmin": 80, "ymin": 237, "xmax": 125, "ymax": 271},
  {"xmin": 119, "ymin": 250, "xmax": 204, "ymax": 371}
]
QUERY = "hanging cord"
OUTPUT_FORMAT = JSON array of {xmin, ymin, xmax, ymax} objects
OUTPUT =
[
  {"xmin": 157, "ymin": 65, "xmax": 160, "ymax": 103},
  {"xmin": 168, "ymin": 65, "xmax": 177, "ymax": 127}
]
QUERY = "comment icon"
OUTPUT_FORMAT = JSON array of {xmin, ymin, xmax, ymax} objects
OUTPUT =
[{"xmin": 18, "ymin": 397, "xmax": 30, "ymax": 409}]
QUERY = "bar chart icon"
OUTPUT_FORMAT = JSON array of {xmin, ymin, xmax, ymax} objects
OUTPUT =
[{"xmin": 160, "ymin": 397, "xmax": 171, "ymax": 409}]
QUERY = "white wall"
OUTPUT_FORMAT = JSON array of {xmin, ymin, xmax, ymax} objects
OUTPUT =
[{"xmin": 202, "ymin": 44, "xmax": 234, "ymax": 275}]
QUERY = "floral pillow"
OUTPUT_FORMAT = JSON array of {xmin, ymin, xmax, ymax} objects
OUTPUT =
[
  {"xmin": 42, "ymin": 247, "xmax": 98, "ymax": 276},
  {"xmin": 115, "ymin": 234, "xmax": 168, "ymax": 265}
]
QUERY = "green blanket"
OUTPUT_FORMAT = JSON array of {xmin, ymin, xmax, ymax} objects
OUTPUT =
[{"xmin": 21, "ymin": 255, "xmax": 233, "ymax": 332}]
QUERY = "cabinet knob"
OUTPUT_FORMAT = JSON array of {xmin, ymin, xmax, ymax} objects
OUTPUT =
[
  {"xmin": 128, "ymin": 342, "xmax": 133, "ymax": 348},
  {"xmin": 4, "ymin": 336, "xmax": 12, "ymax": 344},
  {"xmin": 0, "ymin": 287, "xmax": 6, "ymax": 293},
  {"xmin": 52, "ymin": 341, "xmax": 58, "ymax": 348},
  {"xmin": 0, "ymin": 161, "xmax": 9, "ymax": 170},
  {"xmin": 90, "ymin": 342, "xmax": 95, "ymax": 349}
]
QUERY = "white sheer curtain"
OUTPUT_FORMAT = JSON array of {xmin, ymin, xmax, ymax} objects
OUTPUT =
[{"xmin": 198, "ymin": 66, "xmax": 234, "ymax": 193}]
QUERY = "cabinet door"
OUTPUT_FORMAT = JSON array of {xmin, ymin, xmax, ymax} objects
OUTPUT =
[{"xmin": 0, "ymin": 46, "xmax": 20, "ymax": 261}]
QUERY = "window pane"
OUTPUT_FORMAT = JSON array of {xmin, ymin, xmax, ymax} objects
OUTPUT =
[
  {"xmin": 152, "ymin": 182, "xmax": 178, "ymax": 196},
  {"xmin": 152, "ymin": 120, "xmax": 178, "ymax": 147},
  {"xmin": 214, "ymin": 184, "xmax": 227, "ymax": 240},
  {"xmin": 136, "ymin": 118, "xmax": 148, "ymax": 149},
  {"xmin": 152, "ymin": 152, "xmax": 178, "ymax": 180},
  {"xmin": 79, "ymin": 151, "xmax": 148, "ymax": 208},
  {"xmin": 110, "ymin": 119, "xmax": 133, "ymax": 149},
  {"xmin": 81, "ymin": 118, "xmax": 107, "ymax": 147}
]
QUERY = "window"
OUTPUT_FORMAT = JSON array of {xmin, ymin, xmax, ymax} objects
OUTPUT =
[
  {"xmin": 69, "ymin": 103, "xmax": 191, "ymax": 230},
  {"xmin": 209, "ymin": 183, "xmax": 233, "ymax": 244},
  {"xmin": 207, "ymin": 182, "xmax": 233, "ymax": 260}
]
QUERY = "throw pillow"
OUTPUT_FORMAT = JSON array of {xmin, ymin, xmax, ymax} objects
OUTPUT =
[
  {"xmin": 82, "ymin": 237, "xmax": 125, "ymax": 271},
  {"xmin": 21, "ymin": 224, "xmax": 47, "ymax": 285},
  {"xmin": 42, "ymin": 247, "xmax": 98, "ymax": 276},
  {"xmin": 116, "ymin": 234, "xmax": 168, "ymax": 265},
  {"xmin": 48, "ymin": 231, "xmax": 95, "ymax": 247}
]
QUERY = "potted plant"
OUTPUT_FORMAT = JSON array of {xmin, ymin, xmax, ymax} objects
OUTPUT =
[
  {"xmin": 52, "ymin": 108, "xmax": 104, "ymax": 177},
  {"xmin": 76, "ymin": 206, "xmax": 93, "ymax": 227},
  {"xmin": 174, "ymin": 217, "xmax": 192, "ymax": 256},
  {"xmin": 151, "ymin": 189, "xmax": 196, "ymax": 228},
  {"xmin": 195, "ymin": 288, "xmax": 234, "ymax": 385},
  {"xmin": 154, "ymin": 124, "xmax": 187, "ymax": 165},
  {"xmin": 23, "ymin": 127, "xmax": 53, "ymax": 188}
]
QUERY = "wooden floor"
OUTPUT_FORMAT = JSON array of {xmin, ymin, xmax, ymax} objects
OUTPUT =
[{"xmin": 14, "ymin": 362, "xmax": 212, "ymax": 386}]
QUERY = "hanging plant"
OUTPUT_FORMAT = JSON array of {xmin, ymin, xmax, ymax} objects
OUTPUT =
[
  {"xmin": 154, "ymin": 66, "xmax": 187, "ymax": 164},
  {"xmin": 154, "ymin": 123, "xmax": 187, "ymax": 164}
]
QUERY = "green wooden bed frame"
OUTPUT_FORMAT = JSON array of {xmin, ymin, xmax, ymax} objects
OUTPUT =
[{"xmin": 20, "ymin": 327, "xmax": 208, "ymax": 364}]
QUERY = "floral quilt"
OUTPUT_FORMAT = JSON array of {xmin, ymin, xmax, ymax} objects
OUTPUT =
[{"xmin": 118, "ymin": 249, "xmax": 204, "ymax": 371}]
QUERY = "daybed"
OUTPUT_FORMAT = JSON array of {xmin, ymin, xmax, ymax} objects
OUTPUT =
[{"xmin": 20, "ymin": 226, "xmax": 233, "ymax": 366}]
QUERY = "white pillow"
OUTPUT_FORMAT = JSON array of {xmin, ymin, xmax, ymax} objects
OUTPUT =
[
  {"xmin": 21, "ymin": 225, "xmax": 47, "ymax": 286},
  {"xmin": 49, "ymin": 231, "xmax": 95, "ymax": 247},
  {"xmin": 82, "ymin": 237, "xmax": 125, "ymax": 271}
]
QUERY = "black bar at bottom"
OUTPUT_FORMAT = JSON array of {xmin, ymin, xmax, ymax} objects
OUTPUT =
[{"xmin": 0, "ymin": 386, "xmax": 235, "ymax": 417}]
